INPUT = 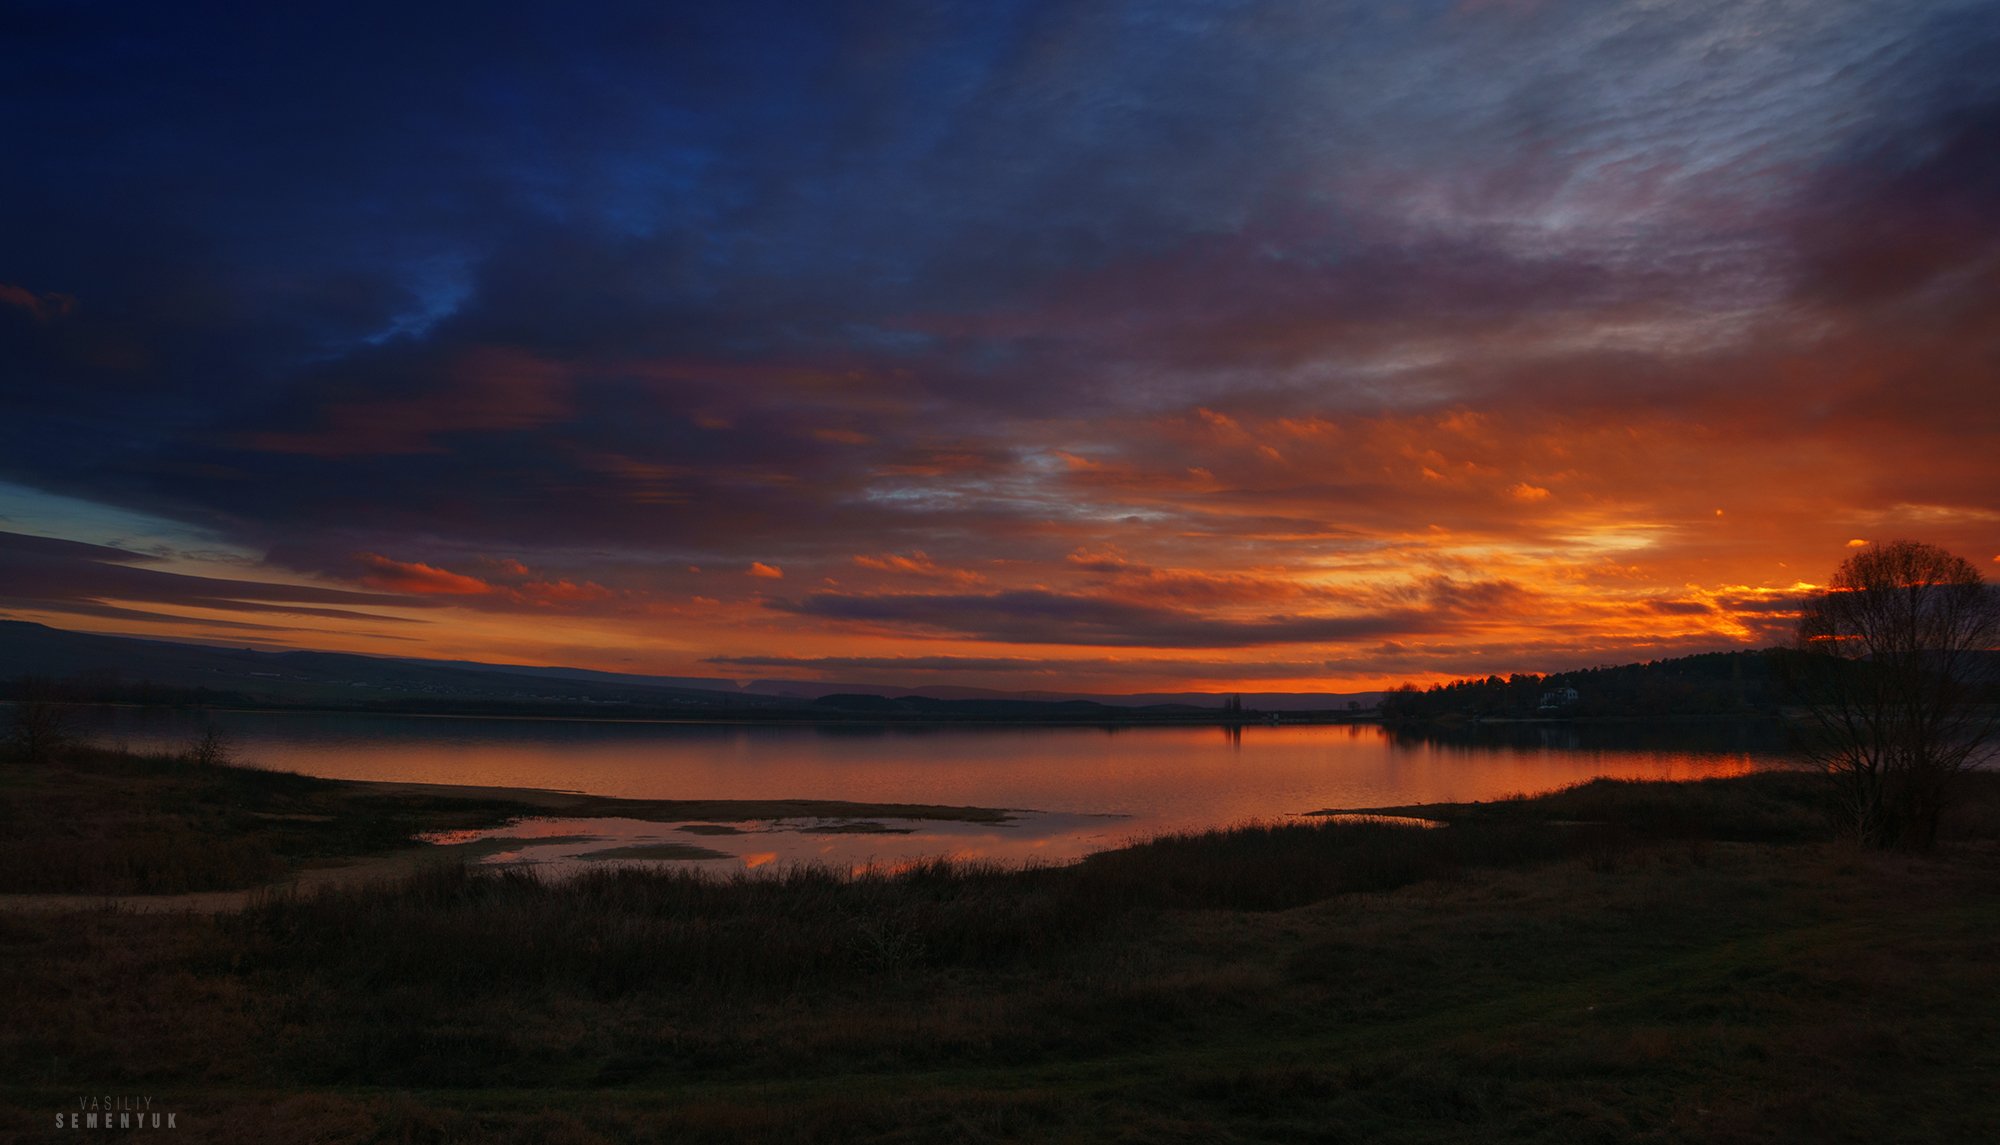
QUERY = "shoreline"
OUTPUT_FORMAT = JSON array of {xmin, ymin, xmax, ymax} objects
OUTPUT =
[
  {"xmin": 0, "ymin": 747, "xmax": 1027, "ymax": 912},
  {"xmin": 45, "ymin": 697, "xmax": 1815, "ymax": 730},
  {"xmin": 25, "ymin": 697, "xmax": 1383, "ymax": 727},
  {"xmin": 340, "ymin": 775, "xmax": 1020, "ymax": 823}
]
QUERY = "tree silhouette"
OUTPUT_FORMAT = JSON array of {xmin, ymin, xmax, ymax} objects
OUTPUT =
[
  {"xmin": 5, "ymin": 675, "xmax": 79, "ymax": 764},
  {"xmin": 1793, "ymin": 541, "xmax": 1999, "ymax": 850}
]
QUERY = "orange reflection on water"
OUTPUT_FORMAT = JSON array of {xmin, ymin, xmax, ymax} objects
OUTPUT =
[{"xmin": 98, "ymin": 710, "xmax": 1797, "ymax": 859}]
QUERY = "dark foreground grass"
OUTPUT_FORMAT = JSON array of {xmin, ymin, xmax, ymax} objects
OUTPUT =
[
  {"xmin": 5, "ymin": 764, "xmax": 2000, "ymax": 1141},
  {"xmin": 230, "ymin": 814, "xmax": 1621, "ymax": 1010},
  {"xmin": 1331, "ymin": 769, "xmax": 1837, "ymax": 841},
  {"xmin": 0, "ymin": 746, "xmax": 529, "ymax": 893}
]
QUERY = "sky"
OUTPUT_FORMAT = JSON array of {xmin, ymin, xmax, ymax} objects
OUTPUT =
[{"xmin": 3, "ymin": 0, "xmax": 1998, "ymax": 694}]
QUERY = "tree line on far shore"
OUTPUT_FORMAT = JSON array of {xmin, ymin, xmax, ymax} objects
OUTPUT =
[
  {"xmin": 1385, "ymin": 541, "xmax": 1999, "ymax": 853},
  {"xmin": 1377, "ymin": 649, "xmax": 1799, "ymax": 723}
]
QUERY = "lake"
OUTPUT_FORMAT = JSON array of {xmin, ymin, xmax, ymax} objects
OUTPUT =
[{"xmin": 87, "ymin": 708, "xmax": 1800, "ymax": 873}]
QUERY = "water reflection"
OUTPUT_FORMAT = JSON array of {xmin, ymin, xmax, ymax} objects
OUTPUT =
[
  {"xmin": 82, "ymin": 709, "xmax": 1800, "ymax": 870},
  {"xmin": 422, "ymin": 809, "xmax": 1128, "ymax": 876},
  {"xmin": 1380, "ymin": 718, "xmax": 1795, "ymax": 755}
]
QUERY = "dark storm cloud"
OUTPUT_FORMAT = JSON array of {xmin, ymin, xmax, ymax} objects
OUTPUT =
[
  {"xmin": 0, "ymin": 3, "xmax": 1806, "ymax": 516},
  {"xmin": 770, "ymin": 587, "xmax": 1441, "ymax": 648},
  {"xmin": 1794, "ymin": 102, "xmax": 2000, "ymax": 310},
  {"xmin": 1785, "ymin": 4, "xmax": 2000, "ymax": 314}
]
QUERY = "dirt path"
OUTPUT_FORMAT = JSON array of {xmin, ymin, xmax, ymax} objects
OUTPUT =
[{"xmin": 0, "ymin": 843, "xmax": 481, "ymax": 915}]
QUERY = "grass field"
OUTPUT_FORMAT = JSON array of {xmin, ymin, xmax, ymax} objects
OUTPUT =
[{"xmin": 4, "ymin": 747, "xmax": 1999, "ymax": 1141}]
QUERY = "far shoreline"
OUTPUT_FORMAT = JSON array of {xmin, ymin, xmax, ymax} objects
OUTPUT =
[
  {"xmin": 28, "ymin": 695, "xmax": 1815, "ymax": 731},
  {"xmin": 9, "ymin": 697, "xmax": 1385, "ymax": 728}
]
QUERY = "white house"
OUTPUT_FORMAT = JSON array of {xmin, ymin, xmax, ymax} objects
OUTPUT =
[{"xmin": 1537, "ymin": 686, "xmax": 1579, "ymax": 710}]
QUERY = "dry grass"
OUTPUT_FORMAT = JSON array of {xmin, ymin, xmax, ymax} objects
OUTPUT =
[
  {"xmin": 6, "ymin": 755, "xmax": 2000, "ymax": 1141},
  {"xmin": 8, "ymin": 835, "xmax": 1999, "ymax": 1141},
  {"xmin": 0, "ymin": 745, "xmax": 520, "ymax": 893}
]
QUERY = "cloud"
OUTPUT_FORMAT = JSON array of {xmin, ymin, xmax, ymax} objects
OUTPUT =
[
  {"xmin": 355, "ymin": 553, "xmax": 491, "ymax": 595},
  {"xmin": 710, "ymin": 654, "xmax": 1066, "ymax": 674},
  {"xmin": 347, "ymin": 551, "xmax": 626, "ymax": 613},
  {"xmin": 747, "ymin": 562, "xmax": 784, "ymax": 580},
  {"xmin": 1065, "ymin": 549, "xmax": 1134, "ymax": 574},
  {"xmin": 0, "ymin": 283, "xmax": 75, "ymax": 322},
  {"xmin": 702, "ymin": 653, "xmax": 1339, "ymax": 683},
  {"xmin": 515, "ymin": 579, "xmax": 614, "ymax": 606},
  {"xmin": 853, "ymin": 551, "xmax": 985, "ymax": 585},
  {"xmin": 770, "ymin": 588, "xmax": 1438, "ymax": 649},
  {"xmin": 0, "ymin": 530, "xmax": 423, "ymax": 629},
  {"xmin": 242, "ymin": 346, "xmax": 572, "ymax": 457}
]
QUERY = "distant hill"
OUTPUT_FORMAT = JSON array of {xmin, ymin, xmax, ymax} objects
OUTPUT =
[
  {"xmin": 421, "ymin": 659, "xmax": 742, "ymax": 693},
  {"xmin": 807, "ymin": 693, "xmax": 1218, "ymax": 720},
  {"xmin": 0, "ymin": 620, "xmax": 770, "ymax": 711},
  {"xmin": 0, "ymin": 620, "xmax": 1378, "ymax": 716},
  {"xmin": 744, "ymin": 678, "xmax": 1381, "ymax": 712}
]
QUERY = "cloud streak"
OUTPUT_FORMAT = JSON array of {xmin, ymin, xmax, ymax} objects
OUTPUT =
[{"xmin": 0, "ymin": 531, "xmax": 423, "ymax": 629}]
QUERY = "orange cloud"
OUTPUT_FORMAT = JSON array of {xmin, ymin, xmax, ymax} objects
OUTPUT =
[
  {"xmin": 1062, "ymin": 548, "xmax": 1368, "ymax": 611},
  {"xmin": 748, "ymin": 562, "xmax": 785, "ymax": 579},
  {"xmin": 516, "ymin": 579, "xmax": 614, "ymax": 606},
  {"xmin": 356, "ymin": 553, "xmax": 491, "ymax": 595},
  {"xmin": 854, "ymin": 551, "xmax": 985, "ymax": 585},
  {"xmin": 1195, "ymin": 407, "xmax": 1242, "ymax": 434},
  {"xmin": 1065, "ymin": 548, "xmax": 1134, "ymax": 573},
  {"xmin": 578, "ymin": 455, "xmax": 692, "ymax": 505}
]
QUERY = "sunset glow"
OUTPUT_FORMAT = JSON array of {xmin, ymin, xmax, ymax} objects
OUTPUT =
[{"xmin": 4, "ymin": 2, "xmax": 1996, "ymax": 692}]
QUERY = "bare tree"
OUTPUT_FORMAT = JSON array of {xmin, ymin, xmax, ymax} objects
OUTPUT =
[
  {"xmin": 184, "ymin": 722, "xmax": 232, "ymax": 768},
  {"xmin": 1794, "ymin": 541, "xmax": 2000, "ymax": 850},
  {"xmin": 5, "ymin": 675, "xmax": 80, "ymax": 765}
]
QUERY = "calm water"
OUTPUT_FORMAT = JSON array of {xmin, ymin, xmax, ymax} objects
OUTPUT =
[{"xmin": 87, "ymin": 708, "xmax": 1798, "ymax": 873}]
